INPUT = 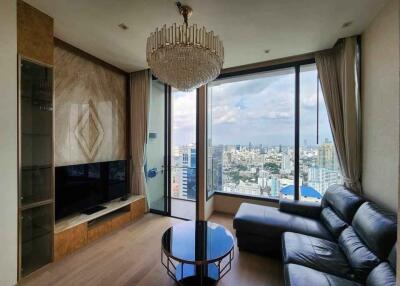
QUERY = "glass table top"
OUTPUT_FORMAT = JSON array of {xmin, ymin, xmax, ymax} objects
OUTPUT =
[{"xmin": 162, "ymin": 221, "xmax": 234, "ymax": 264}]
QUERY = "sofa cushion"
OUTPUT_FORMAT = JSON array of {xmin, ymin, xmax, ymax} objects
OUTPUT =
[
  {"xmin": 284, "ymin": 264, "xmax": 362, "ymax": 286},
  {"xmin": 338, "ymin": 227, "xmax": 380, "ymax": 281},
  {"xmin": 366, "ymin": 262, "xmax": 396, "ymax": 286},
  {"xmin": 321, "ymin": 185, "xmax": 364, "ymax": 223},
  {"xmin": 352, "ymin": 202, "xmax": 397, "ymax": 259},
  {"xmin": 233, "ymin": 203, "xmax": 332, "ymax": 241},
  {"xmin": 282, "ymin": 232, "xmax": 354, "ymax": 280},
  {"xmin": 321, "ymin": 207, "xmax": 348, "ymax": 238},
  {"xmin": 279, "ymin": 199, "xmax": 321, "ymax": 219}
]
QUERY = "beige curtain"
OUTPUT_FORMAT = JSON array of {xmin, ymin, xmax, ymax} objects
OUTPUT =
[
  {"xmin": 130, "ymin": 69, "xmax": 151, "ymax": 210},
  {"xmin": 315, "ymin": 37, "xmax": 362, "ymax": 193}
]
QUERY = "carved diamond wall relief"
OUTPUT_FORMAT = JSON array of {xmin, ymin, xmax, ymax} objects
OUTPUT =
[{"xmin": 74, "ymin": 99, "xmax": 104, "ymax": 160}]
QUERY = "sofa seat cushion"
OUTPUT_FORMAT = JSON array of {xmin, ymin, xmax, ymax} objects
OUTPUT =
[
  {"xmin": 282, "ymin": 232, "xmax": 354, "ymax": 280},
  {"xmin": 284, "ymin": 264, "xmax": 362, "ymax": 286},
  {"xmin": 321, "ymin": 207, "xmax": 348, "ymax": 238},
  {"xmin": 233, "ymin": 203, "xmax": 332, "ymax": 241},
  {"xmin": 339, "ymin": 227, "xmax": 380, "ymax": 281},
  {"xmin": 366, "ymin": 262, "xmax": 396, "ymax": 286}
]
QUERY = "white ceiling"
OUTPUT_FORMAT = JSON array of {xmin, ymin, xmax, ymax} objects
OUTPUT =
[{"xmin": 26, "ymin": 0, "xmax": 388, "ymax": 72}]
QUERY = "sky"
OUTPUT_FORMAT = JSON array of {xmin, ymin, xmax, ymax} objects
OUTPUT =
[{"xmin": 170, "ymin": 64, "xmax": 333, "ymax": 147}]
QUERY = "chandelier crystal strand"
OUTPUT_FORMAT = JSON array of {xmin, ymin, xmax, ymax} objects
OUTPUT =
[{"xmin": 146, "ymin": 4, "xmax": 224, "ymax": 91}]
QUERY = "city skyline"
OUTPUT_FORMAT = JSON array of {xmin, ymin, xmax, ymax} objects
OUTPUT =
[
  {"xmin": 170, "ymin": 64, "xmax": 340, "ymax": 202},
  {"xmin": 171, "ymin": 140, "xmax": 341, "ymax": 202}
]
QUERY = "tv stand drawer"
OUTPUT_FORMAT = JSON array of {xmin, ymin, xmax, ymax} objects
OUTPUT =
[
  {"xmin": 54, "ymin": 223, "xmax": 87, "ymax": 261},
  {"xmin": 87, "ymin": 210, "xmax": 131, "ymax": 243}
]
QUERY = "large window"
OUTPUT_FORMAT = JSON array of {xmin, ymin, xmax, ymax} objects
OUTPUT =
[
  {"xmin": 298, "ymin": 64, "xmax": 342, "ymax": 202},
  {"xmin": 207, "ymin": 68, "xmax": 295, "ymax": 200},
  {"xmin": 207, "ymin": 62, "xmax": 341, "ymax": 201}
]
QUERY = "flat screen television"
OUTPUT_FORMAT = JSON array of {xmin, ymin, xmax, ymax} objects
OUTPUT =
[{"xmin": 55, "ymin": 160, "xmax": 128, "ymax": 220}]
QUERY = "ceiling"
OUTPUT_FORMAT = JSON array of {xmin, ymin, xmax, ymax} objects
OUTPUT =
[{"xmin": 26, "ymin": 0, "xmax": 388, "ymax": 72}]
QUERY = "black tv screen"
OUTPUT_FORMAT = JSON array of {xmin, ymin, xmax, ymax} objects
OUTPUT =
[{"xmin": 55, "ymin": 160, "xmax": 128, "ymax": 220}]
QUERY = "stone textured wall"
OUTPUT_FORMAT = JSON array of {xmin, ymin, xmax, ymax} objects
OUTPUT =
[{"xmin": 54, "ymin": 42, "xmax": 127, "ymax": 166}]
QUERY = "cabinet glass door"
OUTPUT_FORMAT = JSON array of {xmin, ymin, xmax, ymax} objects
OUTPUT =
[
  {"xmin": 21, "ymin": 204, "xmax": 53, "ymax": 276},
  {"xmin": 19, "ymin": 58, "xmax": 54, "ymax": 278},
  {"xmin": 20, "ymin": 59, "xmax": 53, "ymax": 206}
]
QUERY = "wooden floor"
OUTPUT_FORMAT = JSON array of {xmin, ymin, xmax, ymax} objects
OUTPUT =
[{"xmin": 20, "ymin": 213, "xmax": 283, "ymax": 286}]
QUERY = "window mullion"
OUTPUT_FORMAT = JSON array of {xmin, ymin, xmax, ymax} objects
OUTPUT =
[{"xmin": 294, "ymin": 65, "xmax": 300, "ymax": 201}]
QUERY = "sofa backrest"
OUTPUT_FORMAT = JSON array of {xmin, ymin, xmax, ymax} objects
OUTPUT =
[
  {"xmin": 320, "ymin": 185, "xmax": 364, "ymax": 239},
  {"xmin": 352, "ymin": 202, "xmax": 397, "ymax": 260},
  {"xmin": 321, "ymin": 184, "xmax": 364, "ymax": 223},
  {"xmin": 336, "ymin": 202, "xmax": 397, "ymax": 282}
]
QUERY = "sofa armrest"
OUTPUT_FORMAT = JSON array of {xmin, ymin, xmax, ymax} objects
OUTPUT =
[{"xmin": 279, "ymin": 199, "xmax": 322, "ymax": 219}]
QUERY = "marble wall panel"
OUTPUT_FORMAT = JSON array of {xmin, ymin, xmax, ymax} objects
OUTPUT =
[{"xmin": 54, "ymin": 42, "xmax": 127, "ymax": 166}]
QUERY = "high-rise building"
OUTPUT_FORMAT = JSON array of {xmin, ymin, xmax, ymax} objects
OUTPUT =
[
  {"xmin": 212, "ymin": 145, "xmax": 223, "ymax": 193},
  {"xmin": 308, "ymin": 167, "xmax": 339, "ymax": 196},
  {"xmin": 176, "ymin": 145, "xmax": 197, "ymax": 200},
  {"xmin": 268, "ymin": 176, "xmax": 281, "ymax": 198},
  {"xmin": 318, "ymin": 139, "xmax": 336, "ymax": 170},
  {"xmin": 281, "ymin": 153, "xmax": 292, "ymax": 173}
]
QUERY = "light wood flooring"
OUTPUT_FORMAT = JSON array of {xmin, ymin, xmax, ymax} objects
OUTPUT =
[{"xmin": 20, "ymin": 213, "xmax": 283, "ymax": 286}]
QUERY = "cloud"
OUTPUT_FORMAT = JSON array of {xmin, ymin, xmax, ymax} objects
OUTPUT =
[
  {"xmin": 166, "ymin": 64, "xmax": 334, "ymax": 146},
  {"xmin": 172, "ymin": 90, "xmax": 196, "ymax": 130},
  {"xmin": 171, "ymin": 89, "xmax": 197, "ymax": 145}
]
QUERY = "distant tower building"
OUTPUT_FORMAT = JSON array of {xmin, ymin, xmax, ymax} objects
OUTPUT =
[
  {"xmin": 178, "ymin": 145, "xmax": 197, "ymax": 200},
  {"xmin": 212, "ymin": 145, "xmax": 223, "ymax": 192},
  {"xmin": 318, "ymin": 139, "xmax": 335, "ymax": 170},
  {"xmin": 257, "ymin": 169, "xmax": 269, "ymax": 197},
  {"xmin": 308, "ymin": 167, "xmax": 338, "ymax": 196},
  {"xmin": 226, "ymin": 152, "xmax": 232, "ymax": 164},
  {"xmin": 281, "ymin": 153, "xmax": 292, "ymax": 173},
  {"xmin": 268, "ymin": 176, "xmax": 281, "ymax": 198}
]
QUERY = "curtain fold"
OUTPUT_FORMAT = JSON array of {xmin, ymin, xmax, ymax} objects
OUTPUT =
[
  {"xmin": 130, "ymin": 69, "xmax": 151, "ymax": 210},
  {"xmin": 315, "ymin": 37, "xmax": 362, "ymax": 194}
]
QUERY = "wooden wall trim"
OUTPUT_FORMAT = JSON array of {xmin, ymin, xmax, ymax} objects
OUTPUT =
[
  {"xmin": 221, "ymin": 51, "xmax": 320, "ymax": 75},
  {"xmin": 54, "ymin": 38, "xmax": 127, "ymax": 75},
  {"xmin": 17, "ymin": 0, "xmax": 54, "ymax": 65}
]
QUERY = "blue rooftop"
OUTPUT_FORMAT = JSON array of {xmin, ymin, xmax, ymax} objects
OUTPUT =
[{"xmin": 280, "ymin": 185, "xmax": 322, "ymax": 199}]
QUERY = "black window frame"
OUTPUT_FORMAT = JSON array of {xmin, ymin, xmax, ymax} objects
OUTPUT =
[{"xmin": 206, "ymin": 58, "xmax": 316, "ymax": 201}]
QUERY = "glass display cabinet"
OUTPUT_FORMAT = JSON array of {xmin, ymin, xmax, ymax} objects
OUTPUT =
[{"xmin": 19, "ymin": 57, "xmax": 54, "ymax": 277}]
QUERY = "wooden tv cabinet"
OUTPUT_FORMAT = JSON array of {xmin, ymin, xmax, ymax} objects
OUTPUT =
[{"xmin": 54, "ymin": 195, "xmax": 145, "ymax": 261}]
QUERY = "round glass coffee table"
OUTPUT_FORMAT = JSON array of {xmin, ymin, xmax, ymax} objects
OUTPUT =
[{"xmin": 161, "ymin": 221, "xmax": 234, "ymax": 286}]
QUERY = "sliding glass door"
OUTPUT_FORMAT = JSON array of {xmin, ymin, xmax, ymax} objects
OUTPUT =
[
  {"xmin": 170, "ymin": 88, "xmax": 197, "ymax": 220},
  {"xmin": 146, "ymin": 79, "xmax": 168, "ymax": 214},
  {"xmin": 146, "ymin": 80, "xmax": 198, "ymax": 220}
]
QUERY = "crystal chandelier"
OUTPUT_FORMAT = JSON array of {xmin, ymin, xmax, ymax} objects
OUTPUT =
[{"xmin": 146, "ymin": 2, "xmax": 224, "ymax": 91}]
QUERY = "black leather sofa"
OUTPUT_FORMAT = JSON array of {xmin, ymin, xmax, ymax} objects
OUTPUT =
[{"xmin": 233, "ymin": 185, "xmax": 397, "ymax": 286}]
